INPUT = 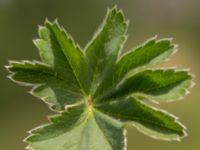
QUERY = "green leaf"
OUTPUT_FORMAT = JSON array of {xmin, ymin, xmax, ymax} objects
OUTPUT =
[
  {"xmin": 34, "ymin": 24, "xmax": 82, "ymax": 91},
  {"xmin": 98, "ymin": 69, "xmax": 192, "ymax": 102},
  {"xmin": 115, "ymin": 37, "xmax": 176, "ymax": 79},
  {"xmin": 85, "ymin": 7, "xmax": 128, "ymax": 95},
  {"xmin": 26, "ymin": 105, "xmax": 125, "ymax": 150},
  {"xmin": 45, "ymin": 21, "xmax": 91, "ymax": 94},
  {"xmin": 6, "ymin": 7, "xmax": 193, "ymax": 150},
  {"xmin": 96, "ymin": 97, "xmax": 186, "ymax": 140},
  {"xmin": 7, "ymin": 61, "xmax": 84, "ymax": 110},
  {"xmin": 94, "ymin": 37, "xmax": 177, "ymax": 99}
]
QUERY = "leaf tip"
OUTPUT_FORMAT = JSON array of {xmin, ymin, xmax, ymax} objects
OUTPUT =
[
  {"xmin": 44, "ymin": 18, "xmax": 51, "ymax": 24},
  {"xmin": 32, "ymin": 38, "xmax": 39, "ymax": 46},
  {"xmin": 123, "ymin": 129, "xmax": 127, "ymax": 150},
  {"xmin": 4, "ymin": 64, "xmax": 11, "ymax": 72},
  {"xmin": 110, "ymin": 5, "xmax": 118, "ymax": 12}
]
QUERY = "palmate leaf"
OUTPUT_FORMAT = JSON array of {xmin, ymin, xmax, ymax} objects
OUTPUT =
[{"xmin": 6, "ymin": 7, "xmax": 193, "ymax": 150}]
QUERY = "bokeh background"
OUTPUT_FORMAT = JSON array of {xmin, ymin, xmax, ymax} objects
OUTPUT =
[{"xmin": 0, "ymin": 0, "xmax": 199, "ymax": 149}]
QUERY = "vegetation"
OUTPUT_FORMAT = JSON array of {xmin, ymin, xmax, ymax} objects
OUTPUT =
[{"xmin": 6, "ymin": 7, "xmax": 193, "ymax": 150}]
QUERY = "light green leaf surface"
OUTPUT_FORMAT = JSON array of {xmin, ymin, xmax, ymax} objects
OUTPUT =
[
  {"xmin": 7, "ymin": 7, "xmax": 193, "ymax": 150},
  {"xmin": 27, "ymin": 105, "xmax": 125, "ymax": 150}
]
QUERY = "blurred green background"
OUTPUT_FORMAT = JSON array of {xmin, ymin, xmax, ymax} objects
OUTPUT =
[{"xmin": 0, "ymin": 0, "xmax": 199, "ymax": 149}]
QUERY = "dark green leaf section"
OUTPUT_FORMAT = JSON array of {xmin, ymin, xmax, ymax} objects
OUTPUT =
[
  {"xmin": 45, "ymin": 21, "xmax": 91, "ymax": 94},
  {"xmin": 34, "ymin": 24, "xmax": 81, "ymax": 89},
  {"xmin": 97, "ymin": 97, "xmax": 186, "ymax": 140},
  {"xmin": 8, "ymin": 61, "xmax": 54, "ymax": 84},
  {"xmin": 94, "ymin": 38, "xmax": 176, "ymax": 100},
  {"xmin": 115, "ymin": 38, "xmax": 176, "ymax": 81},
  {"xmin": 26, "ymin": 105, "xmax": 125, "ymax": 150},
  {"xmin": 7, "ymin": 61, "xmax": 83, "ymax": 110},
  {"xmin": 85, "ymin": 8, "xmax": 128, "ymax": 95},
  {"xmin": 99, "ymin": 69, "xmax": 192, "ymax": 102}
]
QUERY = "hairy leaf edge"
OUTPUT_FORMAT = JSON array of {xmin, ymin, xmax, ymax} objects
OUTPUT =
[
  {"xmin": 118, "ymin": 68, "xmax": 194, "ymax": 103},
  {"xmin": 117, "ymin": 36, "xmax": 178, "ymax": 65},
  {"xmin": 97, "ymin": 99, "xmax": 187, "ymax": 141},
  {"xmin": 5, "ymin": 60, "xmax": 85, "ymax": 112},
  {"xmin": 128, "ymin": 100, "xmax": 188, "ymax": 141},
  {"xmin": 84, "ymin": 6, "xmax": 129, "ymax": 54}
]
